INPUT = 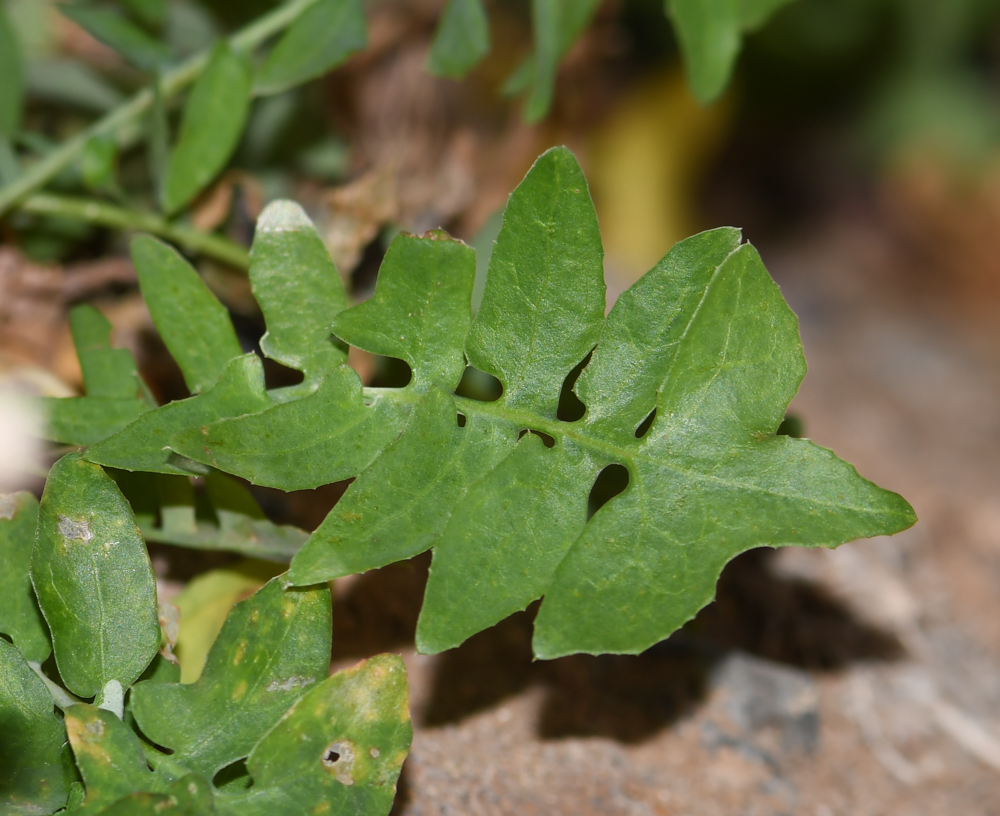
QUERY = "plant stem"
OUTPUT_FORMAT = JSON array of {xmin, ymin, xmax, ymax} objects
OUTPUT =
[
  {"xmin": 0, "ymin": 0, "xmax": 317, "ymax": 217},
  {"xmin": 28, "ymin": 662, "xmax": 82, "ymax": 711},
  {"xmin": 19, "ymin": 193, "xmax": 250, "ymax": 268}
]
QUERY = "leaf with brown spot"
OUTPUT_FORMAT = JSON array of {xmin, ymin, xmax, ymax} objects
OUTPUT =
[{"xmin": 30, "ymin": 454, "xmax": 160, "ymax": 698}]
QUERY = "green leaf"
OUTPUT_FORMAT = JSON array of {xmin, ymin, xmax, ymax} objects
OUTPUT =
[
  {"xmin": 292, "ymin": 147, "xmax": 911, "ymax": 657},
  {"xmin": 57, "ymin": 5, "xmax": 173, "ymax": 73},
  {"xmin": 0, "ymin": 640, "xmax": 71, "ymax": 815},
  {"xmin": 41, "ymin": 305, "xmax": 150, "ymax": 446},
  {"xmin": 333, "ymin": 230, "xmax": 475, "ymax": 391},
  {"xmin": 465, "ymin": 147, "xmax": 605, "ymax": 414},
  {"xmin": 69, "ymin": 305, "xmax": 143, "ymax": 400},
  {"xmin": 417, "ymin": 432, "xmax": 595, "ymax": 652},
  {"xmin": 522, "ymin": 0, "xmax": 601, "ymax": 122},
  {"xmin": 131, "ymin": 235, "xmax": 243, "ymax": 394},
  {"xmin": 427, "ymin": 0, "xmax": 490, "ymax": 79},
  {"xmin": 169, "ymin": 364, "xmax": 409, "ymax": 491},
  {"xmin": 64, "ymin": 705, "xmax": 156, "ymax": 816},
  {"xmin": 162, "ymin": 41, "xmax": 251, "ymax": 215},
  {"xmin": 31, "ymin": 454, "xmax": 160, "ymax": 698},
  {"xmin": 90, "ymin": 774, "xmax": 213, "ymax": 816},
  {"xmin": 0, "ymin": 492, "xmax": 50, "ymax": 663},
  {"xmin": 216, "ymin": 655, "xmax": 411, "ymax": 816},
  {"xmin": 87, "ymin": 354, "xmax": 268, "ymax": 475},
  {"xmin": 130, "ymin": 576, "xmax": 332, "ymax": 777},
  {"xmin": 0, "ymin": 6, "xmax": 25, "ymax": 136},
  {"xmin": 167, "ymin": 561, "xmax": 281, "ymax": 683},
  {"xmin": 255, "ymin": 0, "xmax": 366, "ymax": 97},
  {"xmin": 665, "ymin": 0, "xmax": 797, "ymax": 103},
  {"xmin": 249, "ymin": 200, "xmax": 348, "ymax": 386},
  {"xmin": 42, "ymin": 397, "xmax": 150, "ymax": 447},
  {"xmin": 41, "ymin": 147, "xmax": 915, "ymax": 660},
  {"xmin": 290, "ymin": 387, "xmax": 518, "ymax": 583}
]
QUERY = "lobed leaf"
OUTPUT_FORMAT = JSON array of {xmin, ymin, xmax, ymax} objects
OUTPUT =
[
  {"xmin": 255, "ymin": 0, "xmax": 367, "ymax": 96},
  {"xmin": 427, "ymin": 0, "xmax": 490, "ymax": 79},
  {"xmin": 290, "ymin": 147, "xmax": 913, "ymax": 657},
  {"xmin": 162, "ymin": 42, "xmax": 251, "ymax": 215},
  {"xmin": 64, "ymin": 705, "xmax": 156, "ymax": 816},
  {"xmin": 0, "ymin": 639, "xmax": 72, "ymax": 815},
  {"xmin": 130, "ymin": 576, "xmax": 332, "ymax": 777},
  {"xmin": 215, "ymin": 654, "xmax": 411, "ymax": 816},
  {"xmin": 42, "ymin": 146, "xmax": 915, "ymax": 661},
  {"xmin": 0, "ymin": 492, "xmax": 50, "ymax": 663},
  {"xmin": 31, "ymin": 454, "xmax": 160, "ymax": 699}
]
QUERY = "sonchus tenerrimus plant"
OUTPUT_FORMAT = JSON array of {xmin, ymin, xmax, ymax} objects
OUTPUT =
[{"xmin": 2, "ymin": 147, "xmax": 913, "ymax": 814}]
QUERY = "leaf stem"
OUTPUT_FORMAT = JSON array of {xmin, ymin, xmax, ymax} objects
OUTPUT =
[
  {"xmin": 28, "ymin": 662, "xmax": 82, "ymax": 711},
  {"xmin": 0, "ymin": 0, "xmax": 318, "ymax": 217},
  {"xmin": 18, "ymin": 192, "xmax": 250, "ymax": 269}
]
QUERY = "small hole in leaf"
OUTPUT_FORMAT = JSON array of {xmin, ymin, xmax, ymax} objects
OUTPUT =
[
  {"xmin": 588, "ymin": 464, "xmax": 630, "ymax": 519},
  {"xmin": 635, "ymin": 408, "xmax": 656, "ymax": 439},
  {"xmin": 324, "ymin": 749, "xmax": 341, "ymax": 764},
  {"xmin": 213, "ymin": 759, "xmax": 252, "ymax": 792},
  {"xmin": 518, "ymin": 429, "xmax": 555, "ymax": 448},
  {"xmin": 261, "ymin": 357, "xmax": 305, "ymax": 389},
  {"xmin": 777, "ymin": 414, "xmax": 804, "ymax": 438},
  {"xmin": 557, "ymin": 351, "xmax": 591, "ymax": 422},
  {"xmin": 455, "ymin": 366, "xmax": 502, "ymax": 402},
  {"xmin": 369, "ymin": 356, "xmax": 412, "ymax": 389},
  {"xmin": 457, "ymin": 412, "xmax": 467, "ymax": 428}
]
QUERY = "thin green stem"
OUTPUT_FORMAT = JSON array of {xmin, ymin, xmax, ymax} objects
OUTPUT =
[
  {"xmin": 19, "ymin": 193, "xmax": 250, "ymax": 269},
  {"xmin": 0, "ymin": 0, "xmax": 318, "ymax": 217}
]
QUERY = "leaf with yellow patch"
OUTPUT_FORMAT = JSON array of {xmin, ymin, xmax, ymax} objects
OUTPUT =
[
  {"xmin": 129, "ymin": 576, "xmax": 331, "ymax": 777},
  {"xmin": 216, "ymin": 655, "xmax": 411, "ymax": 816},
  {"xmin": 64, "ymin": 705, "xmax": 156, "ymax": 816}
]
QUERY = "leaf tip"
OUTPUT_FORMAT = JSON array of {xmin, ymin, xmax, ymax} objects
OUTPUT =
[{"xmin": 256, "ymin": 199, "xmax": 314, "ymax": 236}]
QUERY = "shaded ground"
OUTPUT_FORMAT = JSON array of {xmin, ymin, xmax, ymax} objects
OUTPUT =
[{"xmin": 323, "ymin": 212, "xmax": 1000, "ymax": 815}]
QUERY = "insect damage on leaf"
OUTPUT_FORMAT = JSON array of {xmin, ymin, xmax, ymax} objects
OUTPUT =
[{"xmin": 45, "ymin": 147, "xmax": 915, "ymax": 662}]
